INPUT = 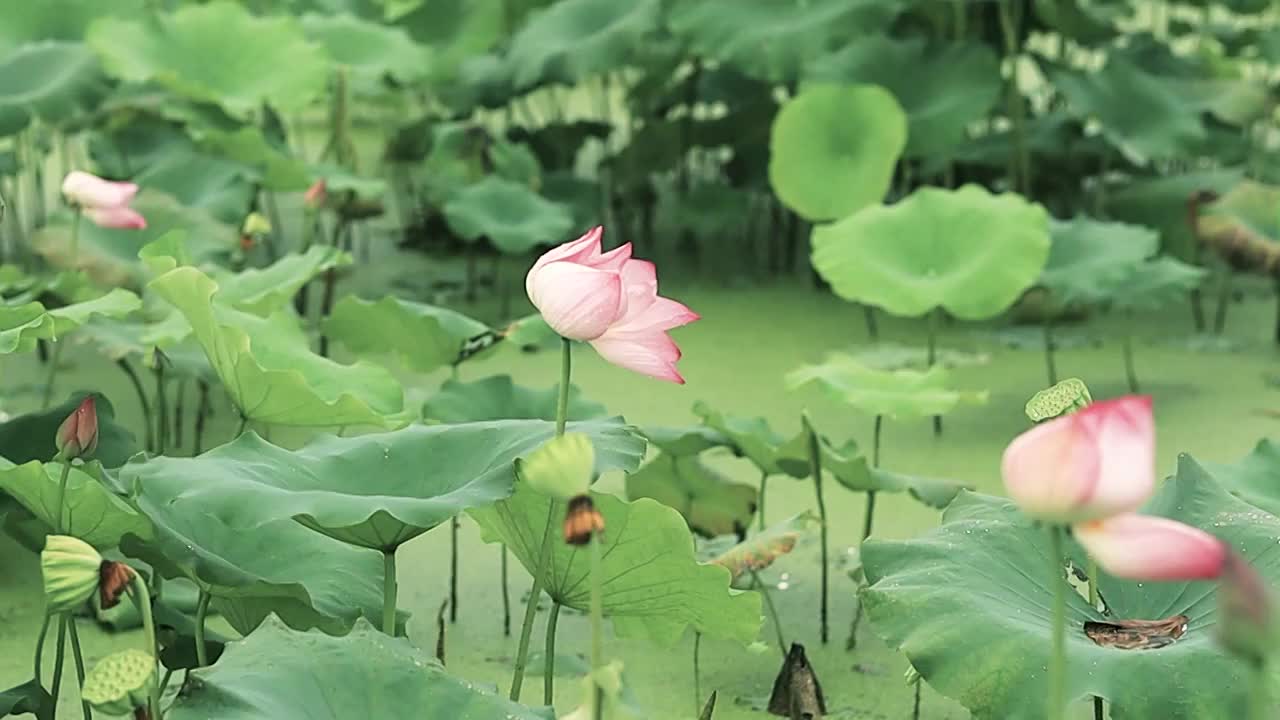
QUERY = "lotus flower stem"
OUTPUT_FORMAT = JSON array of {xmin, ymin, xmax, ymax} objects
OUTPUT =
[
  {"xmin": 926, "ymin": 310, "xmax": 942, "ymax": 436},
  {"xmin": 590, "ymin": 533, "xmax": 605, "ymax": 720},
  {"xmin": 54, "ymin": 461, "xmax": 72, "ymax": 534},
  {"xmin": 1213, "ymin": 268, "xmax": 1231, "ymax": 335},
  {"xmin": 32, "ymin": 612, "xmax": 51, "ymax": 683},
  {"xmin": 382, "ymin": 550, "xmax": 398, "ymax": 636},
  {"xmin": 41, "ymin": 341, "xmax": 62, "ymax": 410},
  {"xmin": 751, "ymin": 570, "xmax": 787, "ymax": 654},
  {"xmin": 862, "ymin": 305, "xmax": 878, "ymax": 341},
  {"xmin": 510, "ymin": 338, "xmax": 574, "ymax": 700},
  {"xmin": 1250, "ymin": 659, "xmax": 1271, "ymax": 720},
  {"xmin": 693, "ymin": 632, "xmax": 702, "ymax": 715},
  {"xmin": 127, "ymin": 573, "xmax": 162, "ymax": 720},
  {"xmin": 117, "ymin": 359, "xmax": 155, "ymax": 453},
  {"xmin": 172, "ymin": 380, "xmax": 186, "ymax": 450},
  {"xmin": 50, "ymin": 616, "xmax": 68, "ymax": 717},
  {"xmin": 194, "ymin": 591, "xmax": 211, "ymax": 666},
  {"xmin": 758, "ymin": 471, "xmax": 768, "ymax": 531},
  {"xmin": 1046, "ymin": 525, "xmax": 1066, "ymax": 720},
  {"xmin": 1043, "ymin": 318, "xmax": 1058, "ymax": 386},
  {"xmin": 67, "ymin": 618, "xmax": 93, "ymax": 719},
  {"xmin": 804, "ymin": 419, "xmax": 829, "ymax": 645},
  {"xmin": 501, "ymin": 547, "xmax": 511, "ymax": 636},
  {"xmin": 543, "ymin": 602, "xmax": 562, "ymax": 704},
  {"xmin": 1087, "ymin": 559, "xmax": 1099, "ymax": 608},
  {"xmin": 450, "ymin": 517, "xmax": 459, "ymax": 623},
  {"xmin": 997, "ymin": 0, "xmax": 1031, "ymax": 194},
  {"xmin": 194, "ymin": 381, "xmax": 210, "ymax": 455},
  {"xmin": 1121, "ymin": 330, "xmax": 1140, "ymax": 394},
  {"xmin": 154, "ymin": 361, "xmax": 168, "ymax": 455},
  {"xmin": 912, "ymin": 677, "xmax": 922, "ymax": 720}
]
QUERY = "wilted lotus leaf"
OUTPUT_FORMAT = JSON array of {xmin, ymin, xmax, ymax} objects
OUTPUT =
[
  {"xmin": 768, "ymin": 83, "xmax": 907, "ymax": 222},
  {"xmin": 713, "ymin": 512, "xmax": 819, "ymax": 586},
  {"xmin": 1196, "ymin": 181, "xmax": 1280, "ymax": 276},
  {"xmin": 812, "ymin": 185, "xmax": 1050, "ymax": 319}
]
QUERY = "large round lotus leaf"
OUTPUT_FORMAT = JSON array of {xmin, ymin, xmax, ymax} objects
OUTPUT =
[
  {"xmin": 692, "ymin": 401, "xmax": 785, "ymax": 476},
  {"xmin": 471, "ymin": 483, "xmax": 762, "ymax": 646},
  {"xmin": 0, "ymin": 0, "xmax": 144, "ymax": 55},
  {"xmin": 0, "ymin": 41, "xmax": 107, "ymax": 136},
  {"xmin": 786, "ymin": 354, "xmax": 988, "ymax": 419},
  {"xmin": 1204, "ymin": 439, "xmax": 1280, "ymax": 517},
  {"xmin": 626, "ymin": 452, "xmax": 758, "ymax": 538},
  {"xmin": 812, "ymin": 185, "xmax": 1050, "ymax": 319},
  {"xmin": 210, "ymin": 246, "xmax": 350, "ymax": 317},
  {"xmin": 0, "ymin": 289, "xmax": 140, "ymax": 355},
  {"xmin": 1040, "ymin": 217, "xmax": 1158, "ymax": 306},
  {"xmin": 120, "ymin": 477, "xmax": 388, "ymax": 636},
  {"xmin": 768, "ymin": 84, "xmax": 907, "ymax": 222},
  {"xmin": 148, "ymin": 266, "xmax": 407, "ymax": 429},
  {"xmin": 117, "ymin": 418, "xmax": 644, "ymax": 551},
  {"xmin": 88, "ymin": 2, "xmax": 329, "ymax": 118},
  {"xmin": 132, "ymin": 147, "xmax": 253, "ymax": 225},
  {"xmin": 168, "ymin": 616, "xmax": 552, "ymax": 720},
  {"xmin": 805, "ymin": 38, "xmax": 1001, "ymax": 160},
  {"xmin": 1032, "ymin": 0, "xmax": 1121, "ymax": 44},
  {"xmin": 0, "ymin": 393, "xmax": 136, "ymax": 467},
  {"xmin": 862, "ymin": 457, "xmax": 1271, "ymax": 719},
  {"xmin": 636, "ymin": 426, "xmax": 731, "ymax": 457},
  {"xmin": 505, "ymin": 0, "xmax": 660, "ymax": 90},
  {"xmin": 198, "ymin": 126, "xmax": 311, "ymax": 193},
  {"xmin": 1106, "ymin": 169, "xmax": 1242, "ymax": 260},
  {"xmin": 300, "ymin": 13, "xmax": 430, "ymax": 88},
  {"xmin": 325, "ymin": 295, "xmax": 494, "ymax": 375},
  {"xmin": 1046, "ymin": 57, "xmax": 1205, "ymax": 164},
  {"xmin": 33, "ymin": 195, "xmax": 234, "ymax": 291},
  {"xmin": 0, "ymin": 458, "xmax": 149, "ymax": 548},
  {"xmin": 443, "ymin": 176, "xmax": 574, "ymax": 254},
  {"xmin": 423, "ymin": 375, "xmax": 606, "ymax": 423},
  {"xmin": 1109, "ymin": 258, "xmax": 1207, "ymax": 312},
  {"xmin": 668, "ymin": 0, "xmax": 895, "ymax": 84}
]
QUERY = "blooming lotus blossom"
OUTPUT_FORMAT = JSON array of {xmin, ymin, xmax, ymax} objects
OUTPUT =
[
  {"xmin": 1001, "ymin": 395, "xmax": 1154, "ymax": 524},
  {"xmin": 1075, "ymin": 514, "xmax": 1226, "ymax": 581},
  {"xmin": 526, "ymin": 226, "xmax": 698, "ymax": 383},
  {"xmin": 61, "ymin": 171, "xmax": 146, "ymax": 230}
]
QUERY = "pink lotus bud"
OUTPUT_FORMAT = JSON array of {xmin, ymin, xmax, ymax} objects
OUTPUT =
[
  {"xmin": 1075, "ymin": 514, "xmax": 1226, "ymax": 581},
  {"xmin": 61, "ymin": 171, "xmax": 146, "ymax": 230},
  {"xmin": 56, "ymin": 396, "xmax": 99, "ymax": 460},
  {"xmin": 304, "ymin": 179, "xmax": 327, "ymax": 210},
  {"xmin": 84, "ymin": 206, "xmax": 147, "ymax": 230},
  {"xmin": 525, "ymin": 226, "xmax": 699, "ymax": 383},
  {"xmin": 1001, "ymin": 395, "xmax": 1154, "ymax": 523}
]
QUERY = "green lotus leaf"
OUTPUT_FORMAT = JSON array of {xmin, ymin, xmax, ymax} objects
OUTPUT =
[
  {"xmin": 805, "ymin": 38, "xmax": 1001, "ymax": 159},
  {"xmin": 149, "ymin": 265, "xmax": 407, "ymax": 428},
  {"xmin": 768, "ymin": 83, "xmax": 907, "ymax": 222},
  {"xmin": 845, "ymin": 343, "xmax": 991, "ymax": 371},
  {"xmin": 636, "ymin": 426, "xmax": 731, "ymax": 457},
  {"xmin": 1046, "ymin": 56, "xmax": 1205, "ymax": 164},
  {"xmin": 471, "ymin": 483, "xmax": 762, "ymax": 646},
  {"xmin": 167, "ymin": 616, "xmax": 552, "ymax": 720},
  {"xmin": 1032, "ymin": 0, "xmax": 1121, "ymax": 44},
  {"xmin": 1203, "ymin": 439, "xmax": 1280, "ymax": 517},
  {"xmin": 300, "ymin": 13, "xmax": 430, "ymax": 88},
  {"xmin": 118, "ymin": 418, "xmax": 644, "ymax": 551},
  {"xmin": 503, "ymin": 313, "xmax": 558, "ymax": 351},
  {"xmin": 0, "ymin": 678, "xmax": 52, "ymax": 720},
  {"xmin": 212, "ymin": 246, "xmax": 350, "ymax": 316},
  {"xmin": 0, "ymin": 288, "xmax": 141, "ymax": 355},
  {"xmin": 713, "ymin": 512, "xmax": 819, "ymax": 586},
  {"xmin": 132, "ymin": 146, "xmax": 253, "ymax": 225},
  {"xmin": 0, "ymin": 0, "xmax": 144, "ymax": 55},
  {"xmin": 198, "ymin": 126, "xmax": 311, "ymax": 193},
  {"xmin": 862, "ymin": 456, "xmax": 1269, "ymax": 719},
  {"xmin": 0, "ymin": 393, "xmax": 137, "ymax": 468},
  {"xmin": 626, "ymin": 452, "xmax": 757, "ymax": 538},
  {"xmin": 0, "ymin": 41, "xmax": 106, "ymax": 136},
  {"xmin": 0, "ymin": 458, "xmax": 150, "ymax": 549},
  {"xmin": 1106, "ymin": 169, "xmax": 1242, "ymax": 260},
  {"xmin": 1040, "ymin": 217, "xmax": 1158, "ymax": 306},
  {"xmin": 309, "ymin": 162, "xmax": 388, "ymax": 201},
  {"xmin": 505, "ymin": 0, "xmax": 660, "ymax": 89},
  {"xmin": 423, "ymin": 375, "xmax": 606, "ymax": 423},
  {"xmin": 787, "ymin": 354, "xmax": 988, "ymax": 419},
  {"xmin": 668, "ymin": 0, "xmax": 895, "ymax": 84},
  {"xmin": 88, "ymin": 1, "xmax": 329, "ymax": 118},
  {"xmin": 33, "ymin": 195, "xmax": 234, "ymax": 290},
  {"xmin": 443, "ymin": 176, "xmax": 574, "ymax": 254},
  {"xmin": 691, "ymin": 401, "xmax": 786, "ymax": 475},
  {"xmin": 325, "ymin": 295, "xmax": 495, "ymax": 375},
  {"xmin": 812, "ymin": 185, "xmax": 1050, "ymax": 319},
  {"xmin": 1109, "ymin": 258, "xmax": 1207, "ymax": 312},
  {"xmin": 120, "ymin": 468, "xmax": 389, "ymax": 635}
]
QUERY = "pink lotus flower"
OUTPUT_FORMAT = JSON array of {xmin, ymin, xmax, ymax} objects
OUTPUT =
[
  {"xmin": 60, "ymin": 171, "xmax": 146, "ymax": 230},
  {"xmin": 55, "ymin": 395, "xmax": 99, "ymax": 460},
  {"xmin": 1001, "ymin": 395, "xmax": 1154, "ymax": 524},
  {"xmin": 526, "ymin": 226, "xmax": 698, "ymax": 383},
  {"xmin": 1075, "ymin": 514, "xmax": 1226, "ymax": 581}
]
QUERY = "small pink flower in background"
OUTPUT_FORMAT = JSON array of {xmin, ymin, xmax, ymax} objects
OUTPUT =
[
  {"xmin": 1075, "ymin": 514, "xmax": 1225, "ymax": 581},
  {"xmin": 304, "ymin": 179, "xmax": 327, "ymax": 210},
  {"xmin": 526, "ymin": 226, "xmax": 698, "ymax": 383},
  {"xmin": 60, "ymin": 171, "xmax": 146, "ymax": 230},
  {"xmin": 1001, "ymin": 395, "xmax": 1154, "ymax": 524}
]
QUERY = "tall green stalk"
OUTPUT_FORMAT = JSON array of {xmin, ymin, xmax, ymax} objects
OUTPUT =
[
  {"xmin": 544, "ymin": 602, "xmax": 562, "ymax": 705},
  {"xmin": 757, "ymin": 471, "xmax": 768, "ymax": 531},
  {"xmin": 926, "ymin": 309, "xmax": 942, "ymax": 436},
  {"xmin": 128, "ymin": 573, "xmax": 162, "ymax": 720},
  {"xmin": 590, "ymin": 534, "xmax": 605, "ymax": 720},
  {"xmin": 804, "ymin": 415, "xmax": 829, "ymax": 645},
  {"xmin": 382, "ymin": 551, "xmax": 398, "ymax": 636},
  {"xmin": 1250, "ymin": 660, "xmax": 1271, "ymax": 720},
  {"xmin": 66, "ymin": 620, "xmax": 92, "ymax": 719},
  {"xmin": 194, "ymin": 591, "xmax": 212, "ymax": 666},
  {"xmin": 1046, "ymin": 526, "xmax": 1066, "ymax": 720},
  {"xmin": 509, "ymin": 338, "xmax": 573, "ymax": 701},
  {"xmin": 997, "ymin": 0, "xmax": 1030, "ymax": 194}
]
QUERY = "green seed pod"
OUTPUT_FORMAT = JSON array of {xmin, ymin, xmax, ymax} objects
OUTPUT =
[
  {"xmin": 516, "ymin": 432, "xmax": 595, "ymax": 501},
  {"xmin": 82, "ymin": 649, "xmax": 155, "ymax": 716},
  {"xmin": 1024, "ymin": 378, "xmax": 1092, "ymax": 423},
  {"xmin": 41, "ymin": 535, "xmax": 103, "ymax": 613}
]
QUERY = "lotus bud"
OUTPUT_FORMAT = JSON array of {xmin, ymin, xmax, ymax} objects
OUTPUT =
[
  {"xmin": 1024, "ymin": 378, "xmax": 1092, "ymax": 423},
  {"xmin": 563, "ymin": 495, "xmax": 605, "ymax": 546},
  {"xmin": 42, "ymin": 535, "xmax": 103, "ymax": 613},
  {"xmin": 241, "ymin": 212, "xmax": 271, "ymax": 237},
  {"xmin": 518, "ymin": 433, "xmax": 595, "ymax": 500},
  {"xmin": 82, "ymin": 649, "xmax": 155, "ymax": 717},
  {"xmin": 1217, "ymin": 549, "xmax": 1277, "ymax": 665},
  {"xmin": 55, "ymin": 395, "xmax": 99, "ymax": 460},
  {"xmin": 304, "ymin": 179, "xmax": 327, "ymax": 210}
]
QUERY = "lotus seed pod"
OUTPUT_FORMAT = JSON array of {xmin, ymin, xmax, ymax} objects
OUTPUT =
[
  {"xmin": 41, "ymin": 535, "xmax": 103, "ymax": 613},
  {"xmin": 1024, "ymin": 377, "xmax": 1092, "ymax": 423},
  {"xmin": 517, "ymin": 432, "xmax": 595, "ymax": 501},
  {"xmin": 82, "ymin": 649, "xmax": 155, "ymax": 716}
]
